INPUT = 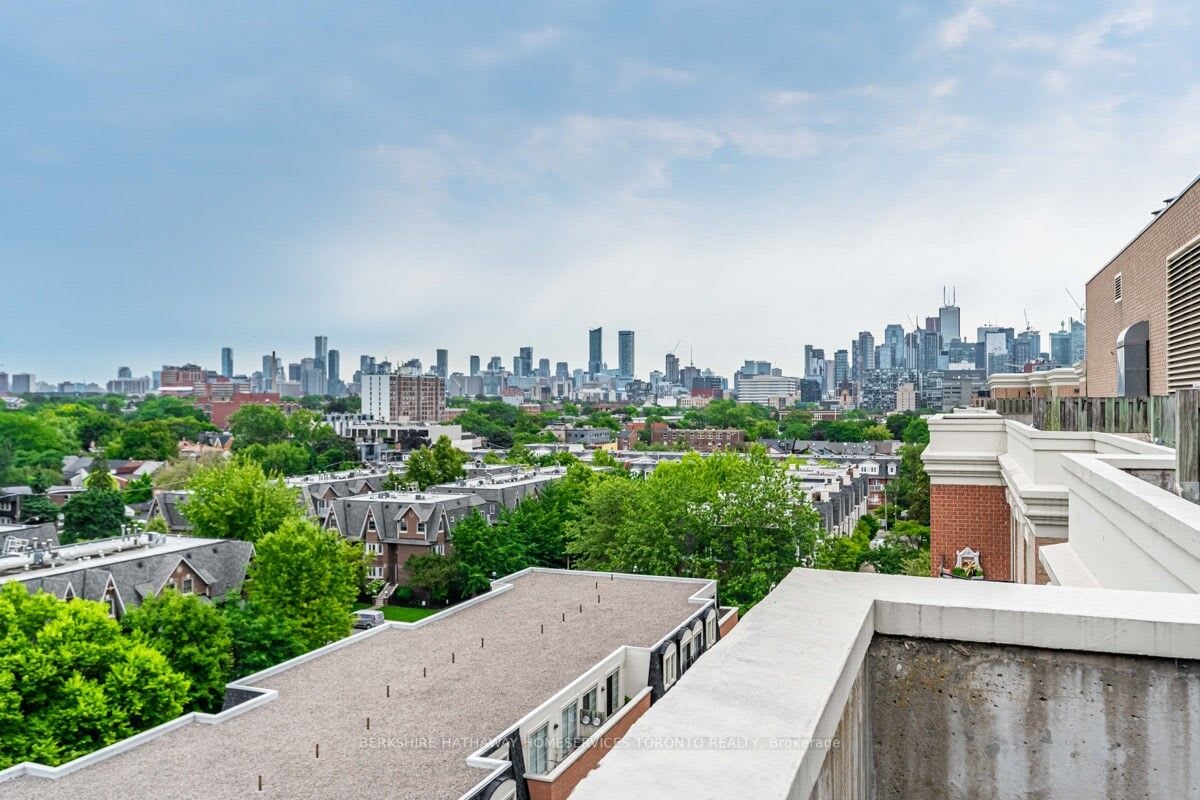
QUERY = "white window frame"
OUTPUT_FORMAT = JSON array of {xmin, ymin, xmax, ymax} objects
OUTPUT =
[
  {"xmin": 606, "ymin": 667, "xmax": 622, "ymax": 715},
  {"xmin": 528, "ymin": 723, "xmax": 549, "ymax": 775},
  {"xmin": 706, "ymin": 613, "xmax": 717, "ymax": 645},
  {"xmin": 560, "ymin": 700, "xmax": 578, "ymax": 757},
  {"xmin": 181, "ymin": 576, "xmax": 194, "ymax": 595},
  {"xmin": 663, "ymin": 649, "xmax": 677, "ymax": 689}
]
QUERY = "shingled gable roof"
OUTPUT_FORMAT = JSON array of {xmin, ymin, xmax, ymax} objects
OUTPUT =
[
  {"xmin": 328, "ymin": 492, "xmax": 485, "ymax": 545},
  {"xmin": 11, "ymin": 538, "xmax": 253, "ymax": 614}
]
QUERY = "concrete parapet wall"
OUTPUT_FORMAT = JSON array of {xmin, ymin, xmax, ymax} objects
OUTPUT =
[{"xmin": 870, "ymin": 635, "xmax": 1200, "ymax": 799}]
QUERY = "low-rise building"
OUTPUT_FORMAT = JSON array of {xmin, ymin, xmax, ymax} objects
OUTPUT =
[
  {"xmin": 428, "ymin": 467, "xmax": 569, "ymax": 522},
  {"xmin": 0, "ymin": 532, "xmax": 253, "ymax": 619},
  {"xmin": 0, "ymin": 569, "xmax": 736, "ymax": 800},
  {"xmin": 285, "ymin": 468, "xmax": 392, "ymax": 518},
  {"xmin": 324, "ymin": 490, "xmax": 486, "ymax": 583},
  {"xmin": 650, "ymin": 427, "xmax": 745, "ymax": 452}
]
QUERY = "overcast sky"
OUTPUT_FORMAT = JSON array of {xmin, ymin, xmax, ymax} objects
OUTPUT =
[{"xmin": 3, "ymin": 1, "xmax": 1199, "ymax": 384}]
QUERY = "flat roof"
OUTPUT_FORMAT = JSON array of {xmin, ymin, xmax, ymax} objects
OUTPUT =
[
  {"xmin": 0, "ymin": 534, "xmax": 224, "ymax": 581},
  {"xmin": 571, "ymin": 569, "xmax": 1200, "ymax": 800},
  {"xmin": 3, "ymin": 569, "xmax": 708, "ymax": 800}
]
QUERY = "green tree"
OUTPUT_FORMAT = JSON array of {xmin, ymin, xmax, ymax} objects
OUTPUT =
[
  {"xmin": 122, "ymin": 474, "xmax": 154, "ymax": 505},
  {"xmin": 238, "ymin": 441, "xmax": 312, "ymax": 476},
  {"xmin": 405, "ymin": 553, "xmax": 464, "ymax": 604},
  {"xmin": 381, "ymin": 470, "xmax": 404, "ymax": 490},
  {"xmin": 0, "ymin": 583, "xmax": 189, "ymax": 768},
  {"xmin": 106, "ymin": 420, "xmax": 180, "ymax": 460},
  {"xmin": 404, "ymin": 436, "xmax": 469, "ymax": 489},
  {"xmin": 449, "ymin": 511, "xmax": 527, "ymax": 595},
  {"xmin": 246, "ymin": 518, "xmax": 365, "ymax": 650},
  {"xmin": 228, "ymin": 404, "xmax": 289, "ymax": 447},
  {"xmin": 83, "ymin": 453, "xmax": 118, "ymax": 492},
  {"xmin": 61, "ymin": 490, "xmax": 126, "ymax": 544},
  {"xmin": 0, "ymin": 412, "xmax": 72, "ymax": 486},
  {"xmin": 902, "ymin": 417, "xmax": 930, "ymax": 445},
  {"xmin": 862, "ymin": 424, "xmax": 892, "ymax": 441},
  {"xmin": 183, "ymin": 459, "xmax": 301, "ymax": 542},
  {"xmin": 891, "ymin": 444, "xmax": 931, "ymax": 525},
  {"xmin": 18, "ymin": 495, "xmax": 59, "ymax": 524},
  {"xmin": 122, "ymin": 591, "xmax": 233, "ymax": 712},
  {"xmin": 217, "ymin": 598, "xmax": 308, "ymax": 679}
]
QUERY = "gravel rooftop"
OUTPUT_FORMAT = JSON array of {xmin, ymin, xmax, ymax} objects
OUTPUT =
[{"xmin": 5, "ymin": 570, "xmax": 707, "ymax": 800}]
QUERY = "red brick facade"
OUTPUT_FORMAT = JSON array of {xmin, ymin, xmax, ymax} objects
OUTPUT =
[{"xmin": 929, "ymin": 484, "xmax": 1011, "ymax": 581}]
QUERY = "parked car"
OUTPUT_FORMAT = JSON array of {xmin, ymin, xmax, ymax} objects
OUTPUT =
[{"xmin": 351, "ymin": 609, "xmax": 385, "ymax": 629}]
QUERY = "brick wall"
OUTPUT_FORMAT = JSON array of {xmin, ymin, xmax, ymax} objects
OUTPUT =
[
  {"xmin": 929, "ymin": 484, "xmax": 1011, "ymax": 581},
  {"xmin": 1085, "ymin": 176, "xmax": 1200, "ymax": 397}
]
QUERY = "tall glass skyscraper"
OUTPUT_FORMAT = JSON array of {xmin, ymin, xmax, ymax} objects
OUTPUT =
[{"xmin": 618, "ymin": 330, "xmax": 635, "ymax": 378}]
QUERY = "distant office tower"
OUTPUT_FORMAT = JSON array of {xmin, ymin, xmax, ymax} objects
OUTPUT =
[
  {"xmin": 834, "ymin": 350, "xmax": 849, "ymax": 388},
  {"xmin": 925, "ymin": 317, "xmax": 940, "ymax": 333},
  {"xmin": 519, "ymin": 347, "xmax": 533, "ymax": 377},
  {"xmin": 261, "ymin": 354, "xmax": 277, "ymax": 391},
  {"xmin": 360, "ymin": 354, "xmax": 376, "ymax": 375},
  {"xmin": 538, "ymin": 358, "xmax": 550, "ymax": 378},
  {"xmin": 314, "ymin": 336, "xmax": 328, "ymax": 370},
  {"xmin": 116, "ymin": 366, "xmax": 131, "ymax": 379},
  {"xmin": 883, "ymin": 324, "xmax": 905, "ymax": 366},
  {"xmin": 919, "ymin": 330, "xmax": 941, "ymax": 371},
  {"xmin": 665, "ymin": 353, "xmax": 680, "ymax": 384},
  {"xmin": 469, "ymin": 355, "xmax": 481, "ymax": 376},
  {"xmin": 589, "ymin": 327, "xmax": 603, "ymax": 375},
  {"xmin": 876, "ymin": 345, "xmax": 893, "ymax": 371},
  {"xmin": 0, "ymin": 372, "xmax": 8, "ymax": 394},
  {"xmin": 11, "ymin": 374, "xmax": 33, "ymax": 394},
  {"xmin": 807, "ymin": 348, "xmax": 825, "ymax": 378},
  {"xmin": 618, "ymin": 330, "xmax": 635, "ymax": 378},
  {"xmin": 436, "ymin": 349, "xmax": 449, "ymax": 378},
  {"xmin": 289, "ymin": 363, "xmax": 302, "ymax": 382},
  {"xmin": 512, "ymin": 356, "xmax": 521, "ymax": 375},
  {"xmin": 300, "ymin": 358, "xmax": 327, "ymax": 395},
  {"xmin": 327, "ymin": 350, "xmax": 340, "ymax": 382},
  {"xmin": 857, "ymin": 332, "xmax": 876, "ymax": 374},
  {"xmin": 555, "ymin": 361, "xmax": 570, "ymax": 380},
  {"xmin": 1013, "ymin": 329, "xmax": 1041, "ymax": 368},
  {"xmin": 939, "ymin": 287, "xmax": 961, "ymax": 344},
  {"xmin": 1070, "ymin": 318, "xmax": 1086, "ymax": 365},
  {"xmin": 220, "ymin": 347, "xmax": 234, "ymax": 378},
  {"xmin": 1049, "ymin": 328, "xmax": 1072, "ymax": 366},
  {"xmin": 488, "ymin": 356, "xmax": 502, "ymax": 371}
]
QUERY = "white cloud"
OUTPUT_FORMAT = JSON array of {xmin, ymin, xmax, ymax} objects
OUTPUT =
[
  {"xmin": 939, "ymin": 4, "xmax": 994, "ymax": 48},
  {"xmin": 459, "ymin": 25, "xmax": 566, "ymax": 65}
]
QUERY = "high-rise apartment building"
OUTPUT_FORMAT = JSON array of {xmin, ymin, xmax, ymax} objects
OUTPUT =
[
  {"xmin": 11, "ymin": 374, "xmax": 32, "ymax": 394},
  {"xmin": 665, "ymin": 353, "xmax": 680, "ymax": 384},
  {"xmin": 538, "ymin": 358, "xmax": 551, "ymax": 378},
  {"xmin": 488, "ymin": 356, "xmax": 503, "ymax": 372},
  {"xmin": 1049, "ymin": 328, "xmax": 1073, "ymax": 366},
  {"xmin": 830, "ymin": 352, "xmax": 849, "ymax": 388},
  {"xmin": 361, "ymin": 373, "xmax": 445, "ymax": 422},
  {"xmin": 618, "ymin": 330, "xmax": 635, "ymax": 378},
  {"xmin": 469, "ymin": 355, "xmax": 481, "ymax": 376},
  {"xmin": 436, "ymin": 349, "xmax": 449, "ymax": 378},
  {"xmin": 314, "ymin": 336, "xmax": 328, "ymax": 370},
  {"xmin": 220, "ymin": 347, "xmax": 234, "ymax": 378},
  {"xmin": 856, "ymin": 332, "xmax": 876, "ymax": 374},
  {"xmin": 555, "ymin": 361, "xmax": 570, "ymax": 380},
  {"xmin": 588, "ymin": 328, "xmax": 603, "ymax": 375},
  {"xmin": 519, "ymin": 347, "xmax": 533, "ymax": 377},
  {"xmin": 0, "ymin": 372, "xmax": 8, "ymax": 394}
]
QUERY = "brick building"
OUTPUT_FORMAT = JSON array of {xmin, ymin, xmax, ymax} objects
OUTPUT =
[
  {"xmin": 650, "ymin": 427, "xmax": 745, "ymax": 452},
  {"xmin": 1085, "ymin": 174, "xmax": 1200, "ymax": 396}
]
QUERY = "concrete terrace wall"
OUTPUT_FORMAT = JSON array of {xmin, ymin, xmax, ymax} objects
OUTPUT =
[
  {"xmin": 869, "ymin": 635, "xmax": 1200, "ymax": 799},
  {"xmin": 807, "ymin": 661, "xmax": 870, "ymax": 800}
]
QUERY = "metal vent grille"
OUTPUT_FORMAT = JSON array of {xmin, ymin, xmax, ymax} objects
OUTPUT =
[
  {"xmin": 1115, "ymin": 272, "xmax": 1123, "ymax": 303},
  {"xmin": 1167, "ymin": 239, "xmax": 1200, "ymax": 391}
]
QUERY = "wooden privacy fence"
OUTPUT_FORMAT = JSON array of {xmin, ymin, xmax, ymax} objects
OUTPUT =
[{"xmin": 985, "ymin": 396, "xmax": 1177, "ymax": 446}]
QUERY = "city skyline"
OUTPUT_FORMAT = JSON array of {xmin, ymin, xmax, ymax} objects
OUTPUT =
[{"xmin": 3, "ymin": 3, "xmax": 1196, "ymax": 381}]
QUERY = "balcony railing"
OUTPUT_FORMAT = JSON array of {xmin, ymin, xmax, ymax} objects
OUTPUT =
[{"xmin": 983, "ymin": 395, "xmax": 1176, "ymax": 446}]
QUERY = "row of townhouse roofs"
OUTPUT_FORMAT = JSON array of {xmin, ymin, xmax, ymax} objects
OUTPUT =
[{"xmin": 7, "ymin": 557, "xmax": 1200, "ymax": 799}]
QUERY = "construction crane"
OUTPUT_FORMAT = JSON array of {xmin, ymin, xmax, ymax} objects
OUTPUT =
[
  {"xmin": 1066, "ymin": 288, "xmax": 1085, "ymax": 321},
  {"xmin": 1023, "ymin": 308, "xmax": 1032, "ymax": 332}
]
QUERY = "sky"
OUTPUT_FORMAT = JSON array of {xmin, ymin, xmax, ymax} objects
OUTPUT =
[{"xmin": 3, "ymin": 0, "xmax": 1199, "ymax": 384}]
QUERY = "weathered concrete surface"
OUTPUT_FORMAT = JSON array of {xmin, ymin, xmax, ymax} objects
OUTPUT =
[
  {"xmin": 870, "ymin": 635, "xmax": 1200, "ymax": 800},
  {"xmin": 808, "ymin": 661, "xmax": 870, "ymax": 800}
]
